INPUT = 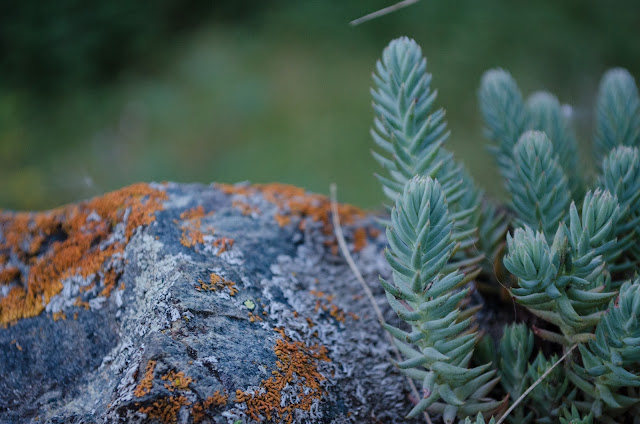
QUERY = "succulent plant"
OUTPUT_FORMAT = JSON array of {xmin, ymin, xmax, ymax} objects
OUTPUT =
[
  {"xmin": 369, "ymin": 37, "xmax": 640, "ymax": 423},
  {"xmin": 380, "ymin": 176, "xmax": 501, "ymax": 422}
]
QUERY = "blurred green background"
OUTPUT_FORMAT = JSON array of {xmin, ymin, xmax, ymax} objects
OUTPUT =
[{"xmin": 1, "ymin": 0, "xmax": 639, "ymax": 211}]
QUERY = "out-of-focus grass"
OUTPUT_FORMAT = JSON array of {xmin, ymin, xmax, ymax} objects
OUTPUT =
[{"xmin": 1, "ymin": 1, "xmax": 639, "ymax": 210}]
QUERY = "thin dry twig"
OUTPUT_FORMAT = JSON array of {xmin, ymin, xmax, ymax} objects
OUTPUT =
[
  {"xmin": 350, "ymin": 0, "xmax": 420, "ymax": 26},
  {"xmin": 496, "ymin": 344, "xmax": 578, "ymax": 424},
  {"xmin": 330, "ymin": 184, "xmax": 433, "ymax": 424}
]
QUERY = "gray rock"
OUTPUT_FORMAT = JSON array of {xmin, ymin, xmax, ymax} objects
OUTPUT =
[{"xmin": 0, "ymin": 182, "xmax": 423, "ymax": 424}]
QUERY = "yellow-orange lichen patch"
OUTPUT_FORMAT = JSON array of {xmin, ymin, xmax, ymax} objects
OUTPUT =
[
  {"xmin": 234, "ymin": 327, "xmax": 330, "ymax": 423},
  {"xmin": 310, "ymin": 290, "xmax": 358, "ymax": 323},
  {"xmin": 232, "ymin": 200, "xmax": 260, "ymax": 216},
  {"xmin": 73, "ymin": 298, "xmax": 91, "ymax": 310},
  {"xmin": 0, "ymin": 267, "xmax": 20, "ymax": 285},
  {"xmin": 353, "ymin": 227, "xmax": 367, "ymax": 253},
  {"xmin": 196, "ymin": 273, "xmax": 238, "ymax": 296},
  {"xmin": 161, "ymin": 370, "xmax": 193, "ymax": 392},
  {"xmin": 10, "ymin": 339, "xmax": 22, "ymax": 351},
  {"xmin": 134, "ymin": 360, "xmax": 158, "ymax": 398},
  {"xmin": 192, "ymin": 390, "xmax": 229, "ymax": 423},
  {"xmin": 248, "ymin": 311, "xmax": 263, "ymax": 322},
  {"xmin": 52, "ymin": 311, "xmax": 66, "ymax": 321},
  {"xmin": 274, "ymin": 214, "xmax": 291, "ymax": 227},
  {"xmin": 212, "ymin": 237, "xmax": 234, "ymax": 255},
  {"xmin": 0, "ymin": 183, "xmax": 167, "ymax": 326},
  {"xmin": 177, "ymin": 205, "xmax": 215, "ymax": 248},
  {"xmin": 216, "ymin": 183, "xmax": 365, "ymax": 236},
  {"xmin": 138, "ymin": 396, "xmax": 190, "ymax": 424},
  {"xmin": 305, "ymin": 317, "xmax": 316, "ymax": 328}
]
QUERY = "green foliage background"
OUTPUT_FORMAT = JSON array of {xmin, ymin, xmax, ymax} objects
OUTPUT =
[{"xmin": 1, "ymin": 0, "xmax": 639, "ymax": 210}]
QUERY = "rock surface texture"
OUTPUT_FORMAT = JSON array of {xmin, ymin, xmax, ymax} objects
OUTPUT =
[{"xmin": 0, "ymin": 182, "xmax": 421, "ymax": 424}]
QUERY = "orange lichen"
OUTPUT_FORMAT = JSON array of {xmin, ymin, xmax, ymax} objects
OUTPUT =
[
  {"xmin": 248, "ymin": 311, "xmax": 263, "ymax": 322},
  {"xmin": 196, "ymin": 273, "xmax": 238, "ymax": 296},
  {"xmin": 216, "ymin": 183, "xmax": 365, "ymax": 236},
  {"xmin": 136, "ymin": 368, "xmax": 197, "ymax": 423},
  {"xmin": 0, "ymin": 267, "xmax": 20, "ymax": 285},
  {"xmin": 177, "ymin": 205, "xmax": 215, "ymax": 248},
  {"xmin": 10, "ymin": 339, "xmax": 22, "ymax": 351},
  {"xmin": 192, "ymin": 391, "xmax": 229, "ymax": 423},
  {"xmin": 353, "ymin": 227, "xmax": 367, "ymax": 252},
  {"xmin": 138, "ymin": 396, "xmax": 190, "ymax": 424},
  {"xmin": 309, "ymin": 290, "xmax": 358, "ymax": 323},
  {"xmin": 0, "ymin": 183, "xmax": 167, "ymax": 326},
  {"xmin": 134, "ymin": 360, "xmax": 158, "ymax": 398},
  {"xmin": 274, "ymin": 214, "xmax": 291, "ymax": 227},
  {"xmin": 100, "ymin": 268, "xmax": 119, "ymax": 297},
  {"xmin": 234, "ymin": 327, "xmax": 330, "ymax": 423},
  {"xmin": 232, "ymin": 200, "xmax": 260, "ymax": 216},
  {"xmin": 73, "ymin": 298, "xmax": 91, "ymax": 310},
  {"xmin": 212, "ymin": 237, "xmax": 234, "ymax": 255},
  {"xmin": 161, "ymin": 370, "xmax": 193, "ymax": 392}
]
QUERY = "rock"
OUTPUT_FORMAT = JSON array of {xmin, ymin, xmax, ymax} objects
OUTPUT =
[{"xmin": 0, "ymin": 182, "xmax": 421, "ymax": 424}]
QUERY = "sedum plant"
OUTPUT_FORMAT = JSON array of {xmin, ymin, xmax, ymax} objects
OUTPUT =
[
  {"xmin": 463, "ymin": 413, "xmax": 497, "ymax": 424},
  {"xmin": 367, "ymin": 36, "xmax": 640, "ymax": 423},
  {"xmin": 380, "ymin": 175, "xmax": 501, "ymax": 421},
  {"xmin": 559, "ymin": 405, "xmax": 594, "ymax": 424}
]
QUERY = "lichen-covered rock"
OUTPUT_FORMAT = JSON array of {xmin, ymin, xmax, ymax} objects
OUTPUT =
[{"xmin": 0, "ymin": 182, "xmax": 419, "ymax": 424}]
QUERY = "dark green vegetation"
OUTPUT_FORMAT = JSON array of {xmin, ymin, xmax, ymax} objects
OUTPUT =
[
  {"xmin": 1, "ymin": 1, "xmax": 639, "ymax": 210},
  {"xmin": 373, "ymin": 37, "xmax": 640, "ymax": 423}
]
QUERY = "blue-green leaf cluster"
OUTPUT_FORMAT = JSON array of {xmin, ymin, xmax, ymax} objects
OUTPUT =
[
  {"xmin": 559, "ymin": 405, "xmax": 594, "ymax": 424},
  {"xmin": 498, "ymin": 323, "xmax": 535, "ymax": 423},
  {"xmin": 508, "ymin": 131, "xmax": 571, "ymax": 241},
  {"xmin": 599, "ymin": 146, "xmax": 640, "ymax": 277},
  {"xmin": 370, "ymin": 37, "xmax": 482, "ymax": 263},
  {"xmin": 594, "ymin": 68, "xmax": 640, "ymax": 159},
  {"xmin": 504, "ymin": 189, "xmax": 619, "ymax": 339},
  {"xmin": 478, "ymin": 69, "xmax": 528, "ymax": 182},
  {"xmin": 463, "ymin": 413, "xmax": 497, "ymax": 424},
  {"xmin": 380, "ymin": 176, "xmax": 501, "ymax": 421},
  {"xmin": 570, "ymin": 278, "xmax": 640, "ymax": 413},
  {"xmin": 526, "ymin": 352, "xmax": 571, "ymax": 423},
  {"xmin": 369, "ymin": 36, "xmax": 640, "ymax": 423},
  {"xmin": 476, "ymin": 200, "xmax": 509, "ymax": 281},
  {"xmin": 526, "ymin": 91, "xmax": 582, "ymax": 198},
  {"xmin": 480, "ymin": 72, "xmax": 585, "ymax": 201}
]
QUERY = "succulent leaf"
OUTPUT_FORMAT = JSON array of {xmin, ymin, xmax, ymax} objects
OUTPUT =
[
  {"xmin": 381, "ymin": 176, "xmax": 498, "ymax": 419},
  {"xmin": 508, "ymin": 130, "xmax": 571, "ymax": 241},
  {"xmin": 526, "ymin": 352, "xmax": 570, "ymax": 422},
  {"xmin": 526, "ymin": 91, "xmax": 583, "ymax": 198},
  {"xmin": 479, "ymin": 68, "xmax": 528, "ymax": 181},
  {"xmin": 497, "ymin": 323, "xmax": 535, "ymax": 423},
  {"xmin": 594, "ymin": 68, "xmax": 640, "ymax": 159},
  {"xmin": 504, "ymin": 189, "xmax": 619, "ymax": 336},
  {"xmin": 463, "ymin": 412, "xmax": 497, "ymax": 424},
  {"xmin": 559, "ymin": 404, "xmax": 594, "ymax": 424},
  {"xmin": 571, "ymin": 279, "xmax": 640, "ymax": 412},
  {"xmin": 599, "ymin": 146, "xmax": 640, "ymax": 277},
  {"xmin": 498, "ymin": 323, "xmax": 534, "ymax": 398},
  {"xmin": 371, "ymin": 37, "xmax": 482, "ymax": 266}
]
